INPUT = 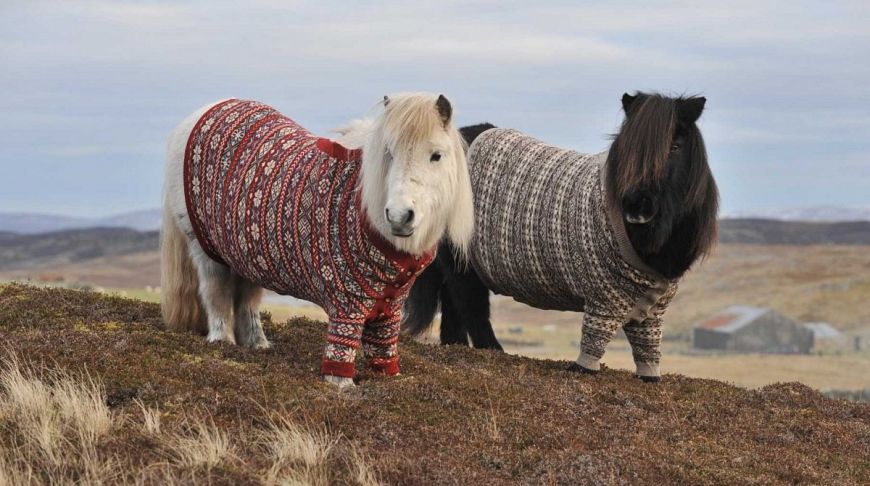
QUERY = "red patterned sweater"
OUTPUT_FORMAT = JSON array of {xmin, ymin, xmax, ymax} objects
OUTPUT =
[{"xmin": 184, "ymin": 99, "xmax": 434, "ymax": 378}]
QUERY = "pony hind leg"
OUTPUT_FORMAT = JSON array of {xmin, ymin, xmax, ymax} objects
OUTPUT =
[
  {"xmin": 190, "ymin": 243, "xmax": 237, "ymax": 344},
  {"xmin": 233, "ymin": 276, "xmax": 270, "ymax": 349},
  {"xmin": 439, "ymin": 291, "xmax": 469, "ymax": 345}
]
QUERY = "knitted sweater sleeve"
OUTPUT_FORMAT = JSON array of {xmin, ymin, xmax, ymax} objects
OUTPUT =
[
  {"xmin": 622, "ymin": 283, "xmax": 678, "ymax": 378},
  {"xmin": 576, "ymin": 312, "xmax": 625, "ymax": 372}
]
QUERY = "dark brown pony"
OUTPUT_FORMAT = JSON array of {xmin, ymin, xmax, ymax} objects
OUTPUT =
[
  {"xmin": 611, "ymin": 92, "xmax": 719, "ymax": 279},
  {"xmin": 403, "ymin": 92, "xmax": 719, "ymax": 353}
]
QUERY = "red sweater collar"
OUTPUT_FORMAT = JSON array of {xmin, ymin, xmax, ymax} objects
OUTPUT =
[{"xmin": 361, "ymin": 212, "xmax": 436, "ymax": 270}]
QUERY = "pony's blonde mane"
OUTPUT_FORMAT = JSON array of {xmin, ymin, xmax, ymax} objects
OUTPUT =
[
  {"xmin": 380, "ymin": 93, "xmax": 448, "ymax": 153},
  {"xmin": 359, "ymin": 92, "xmax": 473, "ymax": 258}
]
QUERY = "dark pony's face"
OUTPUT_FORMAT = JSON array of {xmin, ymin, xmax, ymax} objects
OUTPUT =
[{"xmin": 606, "ymin": 92, "xmax": 719, "ymax": 276}]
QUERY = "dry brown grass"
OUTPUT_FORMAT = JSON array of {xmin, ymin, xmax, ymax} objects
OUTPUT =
[
  {"xmin": 0, "ymin": 347, "xmax": 380, "ymax": 485},
  {"xmin": 0, "ymin": 354, "xmax": 117, "ymax": 484},
  {"xmin": 259, "ymin": 417, "xmax": 335, "ymax": 485},
  {"xmin": 134, "ymin": 399, "xmax": 161, "ymax": 435},
  {"xmin": 168, "ymin": 420, "xmax": 236, "ymax": 470},
  {"xmin": 0, "ymin": 283, "xmax": 867, "ymax": 485}
]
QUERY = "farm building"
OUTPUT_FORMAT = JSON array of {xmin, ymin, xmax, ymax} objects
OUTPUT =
[
  {"xmin": 693, "ymin": 306, "xmax": 814, "ymax": 354},
  {"xmin": 802, "ymin": 322, "xmax": 841, "ymax": 340},
  {"xmin": 803, "ymin": 322, "xmax": 849, "ymax": 351}
]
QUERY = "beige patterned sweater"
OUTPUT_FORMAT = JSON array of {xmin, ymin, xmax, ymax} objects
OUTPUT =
[{"xmin": 467, "ymin": 128, "xmax": 679, "ymax": 377}]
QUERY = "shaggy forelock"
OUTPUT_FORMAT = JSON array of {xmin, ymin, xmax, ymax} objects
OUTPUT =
[
  {"xmin": 609, "ymin": 95, "xmax": 676, "ymax": 201},
  {"xmin": 381, "ymin": 92, "xmax": 446, "ymax": 152}
]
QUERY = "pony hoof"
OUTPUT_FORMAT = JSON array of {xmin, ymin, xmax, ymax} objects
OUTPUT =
[
  {"xmin": 323, "ymin": 375, "xmax": 355, "ymax": 389},
  {"xmin": 249, "ymin": 338, "xmax": 271, "ymax": 350},
  {"xmin": 567, "ymin": 363, "xmax": 598, "ymax": 374},
  {"xmin": 637, "ymin": 375, "xmax": 661, "ymax": 383},
  {"xmin": 206, "ymin": 334, "xmax": 237, "ymax": 346}
]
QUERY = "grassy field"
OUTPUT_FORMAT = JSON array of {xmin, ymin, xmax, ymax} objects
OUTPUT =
[
  {"xmin": 6, "ymin": 286, "xmax": 868, "ymax": 394},
  {"xmin": 0, "ymin": 284, "xmax": 867, "ymax": 485},
  {"xmin": 4, "ymin": 242, "xmax": 869, "ymax": 394},
  {"xmin": 5, "ymin": 243, "xmax": 870, "ymax": 333},
  {"xmin": 417, "ymin": 317, "xmax": 870, "ymax": 392},
  {"xmin": 95, "ymin": 287, "xmax": 870, "ymax": 392}
]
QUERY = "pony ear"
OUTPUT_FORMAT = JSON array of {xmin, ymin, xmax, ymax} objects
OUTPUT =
[
  {"xmin": 383, "ymin": 95, "xmax": 390, "ymax": 107},
  {"xmin": 436, "ymin": 94, "xmax": 452, "ymax": 126},
  {"xmin": 678, "ymin": 97, "xmax": 706, "ymax": 123},
  {"xmin": 621, "ymin": 92, "xmax": 638, "ymax": 113}
]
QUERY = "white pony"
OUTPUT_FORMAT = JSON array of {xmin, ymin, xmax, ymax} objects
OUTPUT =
[{"xmin": 161, "ymin": 93, "xmax": 473, "ymax": 388}]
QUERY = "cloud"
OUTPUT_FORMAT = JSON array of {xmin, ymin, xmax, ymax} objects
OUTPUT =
[
  {"xmin": 37, "ymin": 143, "xmax": 157, "ymax": 159},
  {"xmin": 0, "ymin": 0, "xmax": 868, "ymax": 216}
]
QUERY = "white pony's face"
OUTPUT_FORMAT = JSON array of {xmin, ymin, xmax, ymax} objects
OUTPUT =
[
  {"xmin": 361, "ymin": 93, "xmax": 474, "ymax": 256},
  {"xmin": 383, "ymin": 127, "xmax": 457, "ymax": 238}
]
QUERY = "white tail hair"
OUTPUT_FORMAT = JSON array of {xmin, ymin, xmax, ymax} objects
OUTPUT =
[
  {"xmin": 160, "ymin": 203, "xmax": 206, "ymax": 334},
  {"xmin": 332, "ymin": 118, "xmax": 375, "ymax": 150}
]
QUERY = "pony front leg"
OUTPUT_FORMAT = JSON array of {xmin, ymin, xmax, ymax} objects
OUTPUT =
[
  {"xmin": 191, "ymin": 246, "xmax": 236, "ymax": 345},
  {"xmin": 362, "ymin": 317, "xmax": 401, "ymax": 376},
  {"xmin": 623, "ymin": 318, "xmax": 662, "ymax": 382},
  {"xmin": 569, "ymin": 313, "xmax": 621, "ymax": 374},
  {"xmin": 322, "ymin": 320, "xmax": 365, "ymax": 388}
]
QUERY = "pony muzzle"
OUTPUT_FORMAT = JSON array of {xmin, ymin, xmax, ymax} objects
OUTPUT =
[
  {"xmin": 385, "ymin": 207, "xmax": 415, "ymax": 237},
  {"xmin": 622, "ymin": 192, "xmax": 658, "ymax": 225}
]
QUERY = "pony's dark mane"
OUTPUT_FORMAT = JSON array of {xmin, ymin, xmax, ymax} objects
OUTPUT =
[
  {"xmin": 606, "ymin": 95, "xmax": 676, "ymax": 203},
  {"xmin": 606, "ymin": 93, "xmax": 719, "ymax": 279}
]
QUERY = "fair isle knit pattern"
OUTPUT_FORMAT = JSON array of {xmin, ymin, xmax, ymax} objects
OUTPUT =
[
  {"xmin": 467, "ymin": 129, "xmax": 679, "ymax": 377},
  {"xmin": 184, "ymin": 99, "xmax": 433, "ymax": 378}
]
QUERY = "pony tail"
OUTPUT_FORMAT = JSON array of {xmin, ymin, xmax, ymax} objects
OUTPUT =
[
  {"xmin": 447, "ymin": 129, "xmax": 474, "ymax": 261},
  {"xmin": 160, "ymin": 203, "xmax": 207, "ymax": 334},
  {"xmin": 331, "ymin": 117, "xmax": 375, "ymax": 150}
]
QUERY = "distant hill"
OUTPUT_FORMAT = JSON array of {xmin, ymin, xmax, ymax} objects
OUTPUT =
[
  {"xmin": 0, "ymin": 228, "xmax": 158, "ymax": 271},
  {"xmin": 4, "ymin": 206, "xmax": 869, "ymax": 237},
  {"xmin": 92, "ymin": 208, "xmax": 162, "ymax": 231},
  {"xmin": 0, "ymin": 213, "xmax": 91, "ymax": 234},
  {"xmin": 719, "ymin": 218, "xmax": 870, "ymax": 245},
  {"xmin": 0, "ymin": 209, "xmax": 162, "ymax": 233},
  {"xmin": 724, "ymin": 205, "xmax": 870, "ymax": 222},
  {"xmin": 1, "ymin": 218, "xmax": 869, "ymax": 275}
]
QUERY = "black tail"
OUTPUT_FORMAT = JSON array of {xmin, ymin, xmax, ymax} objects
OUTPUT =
[
  {"xmin": 401, "ymin": 122, "xmax": 502, "ymax": 351},
  {"xmin": 401, "ymin": 255, "xmax": 444, "ymax": 336}
]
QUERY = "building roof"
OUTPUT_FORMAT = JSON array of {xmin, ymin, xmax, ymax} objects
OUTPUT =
[
  {"xmin": 696, "ymin": 306, "xmax": 770, "ymax": 334},
  {"xmin": 803, "ymin": 322, "xmax": 842, "ymax": 338}
]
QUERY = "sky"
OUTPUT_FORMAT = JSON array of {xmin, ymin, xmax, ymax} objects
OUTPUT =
[{"xmin": 1, "ymin": 0, "xmax": 868, "ymax": 217}]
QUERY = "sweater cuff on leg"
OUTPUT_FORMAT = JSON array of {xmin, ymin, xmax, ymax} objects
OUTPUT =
[
  {"xmin": 369, "ymin": 356, "xmax": 400, "ymax": 376},
  {"xmin": 576, "ymin": 351, "xmax": 601, "ymax": 371},
  {"xmin": 635, "ymin": 360, "xmax": 660, "ymax": 378},
  {"xmin": 321, "ymin": 359, "xmax": 356, "ymax": 378}
]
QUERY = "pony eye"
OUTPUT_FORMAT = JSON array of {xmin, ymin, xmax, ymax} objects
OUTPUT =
[
  {"xmin": 430, "ymin": 152, "xmax": 442, "ymax": 162},
  {"xmin": 670, "ymin": 142, "xmax": 681, "ymax": 152}
]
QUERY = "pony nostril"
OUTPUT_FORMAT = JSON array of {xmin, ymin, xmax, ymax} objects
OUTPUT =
[
  {"xmin": 385, "ymin": 208, "xmax": 414, "ymax": 226},
  {"xmin": 639, "ymin": 197, "xmax": 653, "ymax": 214},
  {"xmin": 623, "ymin": 192, "xmax": 657, "ymax": 225}
]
